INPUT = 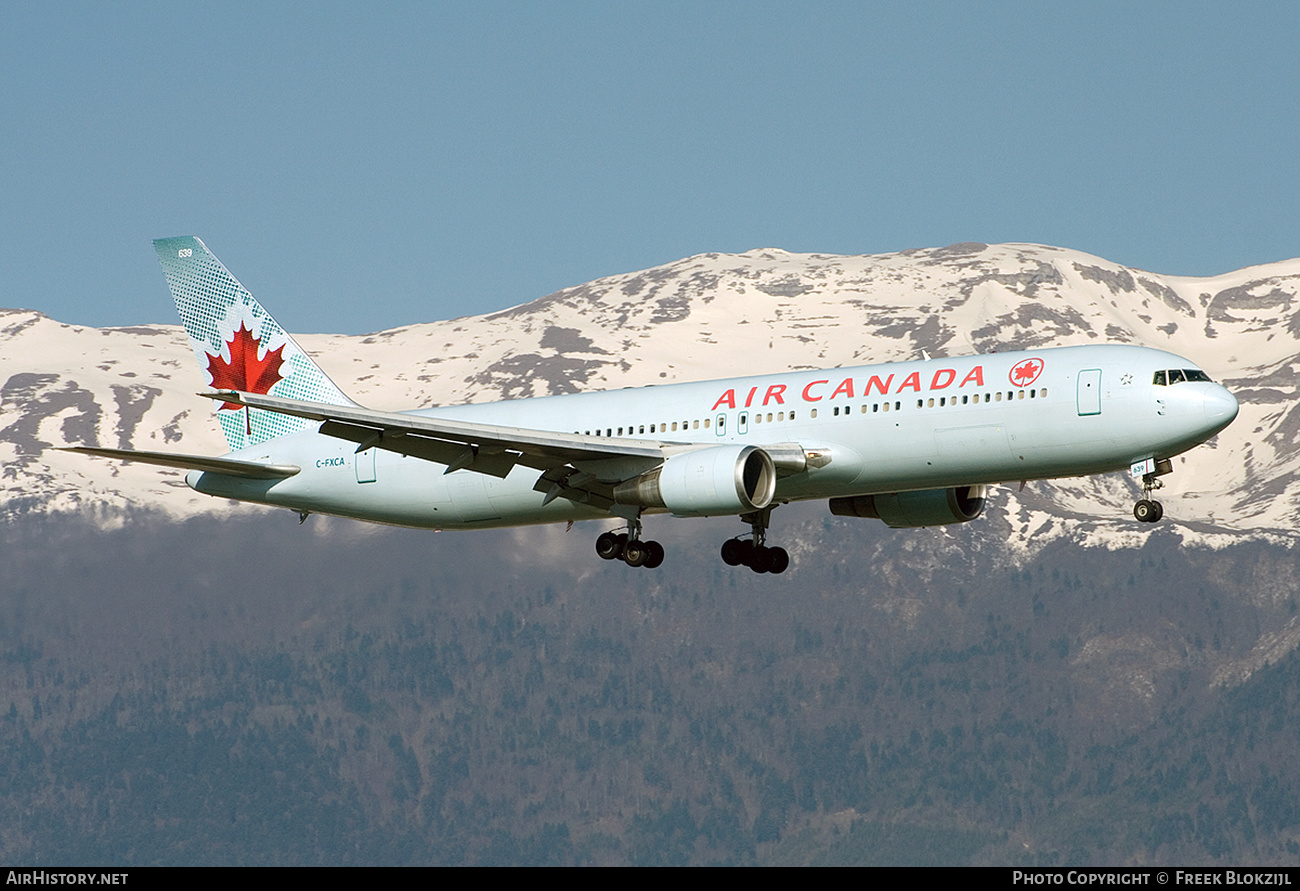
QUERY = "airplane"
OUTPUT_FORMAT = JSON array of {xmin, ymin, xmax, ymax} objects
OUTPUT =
[{"xmin": 65, "ymin": 237, "xmax": 1241, "ymax": 574}]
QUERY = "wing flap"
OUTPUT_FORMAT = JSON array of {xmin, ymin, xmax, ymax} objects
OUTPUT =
[{"xmin": 533, "ymin": 466, "xmax": 617, "ymax": 510}]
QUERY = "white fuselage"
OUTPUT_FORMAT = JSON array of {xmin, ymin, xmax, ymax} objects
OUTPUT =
[{"xmin": 189, "ymin": 344, "xmax": 1238, "ymax": 529}]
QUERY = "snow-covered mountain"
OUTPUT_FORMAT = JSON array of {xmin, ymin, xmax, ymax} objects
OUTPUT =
[{"xmin": 4, "ymin": 241, "xmax": 1298, "ymax": 547}]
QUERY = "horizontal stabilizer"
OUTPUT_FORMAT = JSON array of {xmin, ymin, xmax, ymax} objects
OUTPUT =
[{"xmin": 60, "ymin": 447, "xmax": 300, "ymax": 479}]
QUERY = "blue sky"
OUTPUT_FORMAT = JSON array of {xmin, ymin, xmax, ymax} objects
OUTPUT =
[{"xmin": 3, "ymin": 1, "xmax": 1297, "ymax": 334}]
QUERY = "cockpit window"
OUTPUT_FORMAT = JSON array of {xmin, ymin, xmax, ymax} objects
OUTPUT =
[{"xmin": 1153, "ymin": 368, "xmax": 1213, "ymax": 386}]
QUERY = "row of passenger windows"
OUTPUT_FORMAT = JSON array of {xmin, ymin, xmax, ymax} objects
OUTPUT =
[
  {"xmin": 578, "ymin": 415, "xmax": 764, "ymax": 437},
  {"xmin": 825, "ymin": 388, "xmax": 1048, "ymax": 416},
  {"xmin": 1153, "ymin": 369, "xmax": 1212, "ymax": 385},
  {"xmin": 917, "ymin": 388, "xmax": 1046, "ymax": 409},
  {"xmin": 573, "ymin": 388, "xmax": 1049, "ymax": 437}
]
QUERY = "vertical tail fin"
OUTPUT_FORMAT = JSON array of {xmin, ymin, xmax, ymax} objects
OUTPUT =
[{"xmin": 154, "ymin": 236, "xmax": 354, "ymax": 452}]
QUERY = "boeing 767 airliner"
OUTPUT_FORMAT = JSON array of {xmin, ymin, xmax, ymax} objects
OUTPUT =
[{"xmin": 66, "ymin": 237, "xmax": 1240, "ymax": 574}]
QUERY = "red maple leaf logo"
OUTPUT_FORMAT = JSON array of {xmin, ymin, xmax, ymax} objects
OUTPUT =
[
  {"xmin": 1009, "ymin": 358, "xmax": 1043, "ymax": 387},
  {"xmin": 206, "ymin": 322, "xmax": 287, "ymax": 410}
]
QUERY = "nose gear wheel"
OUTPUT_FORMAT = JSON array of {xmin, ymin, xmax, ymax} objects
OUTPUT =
[{"xmin": 1133, "ymin": 471, "xmax": 1166, "ymax": 524}]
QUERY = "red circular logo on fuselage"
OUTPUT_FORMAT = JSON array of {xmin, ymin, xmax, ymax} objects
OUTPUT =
[{"xmin": 1009, "ymin": 358, "xmax": 1044, "ymax": 387}]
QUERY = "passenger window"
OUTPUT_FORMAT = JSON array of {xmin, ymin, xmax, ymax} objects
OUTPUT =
[
  {"xmin": 704, "ymin": 419, "xmax": 710, "ymax": 429},
  {"xmin": 810, "ymin": 409, "xmax": 818, "ymax": 419}
]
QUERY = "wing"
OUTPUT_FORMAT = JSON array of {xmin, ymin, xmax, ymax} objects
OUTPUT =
[
  {"xmin": 209, "ymin": 389, "xmax": 677, "ymax": 511},
  {"xmin": 210, "ymin": 389, "xmax": 671, "ymax": 470},
  {"xmin": 209, "ymin": 389, "xmax": 811, "ymax": 510}
]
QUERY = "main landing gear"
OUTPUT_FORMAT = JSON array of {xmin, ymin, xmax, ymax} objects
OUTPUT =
[
  {"xmin": 595, "ymin": 516, "xmax": 664, "ymax": 569},
  {"xmin": 1133, "ymin": 469, "xmax": 1166, "ymax": 523},
  {"xmin": 721, "ymin": 508, "xmax": 790, "ymax": 574}
]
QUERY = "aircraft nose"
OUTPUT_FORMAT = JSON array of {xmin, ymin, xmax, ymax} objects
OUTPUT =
[{"xmin": 1203, "ymin": 385, "xmax": 1239, "ymax": 432}]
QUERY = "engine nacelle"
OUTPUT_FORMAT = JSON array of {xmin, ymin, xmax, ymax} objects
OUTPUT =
[
  {"xmin": 829, "ymin": 485, "xmax": 988, "ymax": 528},
  {"xmin": 614, "ymin": 445, "xmax": 776, "ymax": 518}
]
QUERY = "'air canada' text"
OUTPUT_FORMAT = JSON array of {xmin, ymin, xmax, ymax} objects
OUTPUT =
[{"xmin": 711, "ymin": 366, "xmax": 988, "ymax": 411}]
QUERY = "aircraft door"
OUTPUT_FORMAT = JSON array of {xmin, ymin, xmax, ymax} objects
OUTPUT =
[
  {"xmin": 355, "ymin": 447, "xmax": 377, "ymax": 483},
  {"xmin": 1077, "ymin": 369, "xmax": 1102, "ymax": 416},
  {"xmin": 738, "ymin": 411, "xmax": 749, "ymax": 435},
  {"xmin": 715, "ymin": 413, "xmax": 727, "ymax": 437}
]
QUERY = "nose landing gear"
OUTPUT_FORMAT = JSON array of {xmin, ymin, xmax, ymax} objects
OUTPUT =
[{"xmin": 1133, "ymin": 466, "xmax": 1167, "ymax": 523}]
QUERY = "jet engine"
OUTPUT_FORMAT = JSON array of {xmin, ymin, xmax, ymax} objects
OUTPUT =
[
  {"xmin": 829, "ymin": 485, "xmax": 988, "ymax": 528},
  {"xmin": 614, "ymin": 445, "xmax": 776, "ymax": 517}
]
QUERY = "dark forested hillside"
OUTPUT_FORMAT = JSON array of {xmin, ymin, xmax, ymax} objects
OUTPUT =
[{"xmin": 1, "ymin": 509, "xmax": 1297, "ymax": 865}]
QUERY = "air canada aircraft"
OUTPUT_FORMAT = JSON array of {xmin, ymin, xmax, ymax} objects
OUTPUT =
[{"xmin": 67, "ymin": 237, "xmax": 1240, "ymax": 574}]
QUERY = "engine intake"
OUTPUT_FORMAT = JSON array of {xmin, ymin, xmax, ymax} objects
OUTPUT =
[
  {"xmin": 614, "ymin": 445, "xmax": 776, "ymax": 517},
  {"xmin": 829, "ymin": 485, "xmax": 988, "ymax": 528}
]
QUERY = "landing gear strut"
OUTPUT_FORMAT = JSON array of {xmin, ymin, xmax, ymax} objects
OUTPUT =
[
  {"xmin": 595, "ymin": 515, "xmax": 664, "ymax": 569},
  {"xmin": 721, "ymin": 508, "xmax": 789, "ymax": 574},
  {"xmin": 1133, "ymin": 471, "xmax": 1165, "ymax": 523}
]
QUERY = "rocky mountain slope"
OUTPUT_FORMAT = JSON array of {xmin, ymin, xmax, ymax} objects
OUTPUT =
[{"xmin": 4, "ymin": 241, "xmax": 1297, "ymax": 545}]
